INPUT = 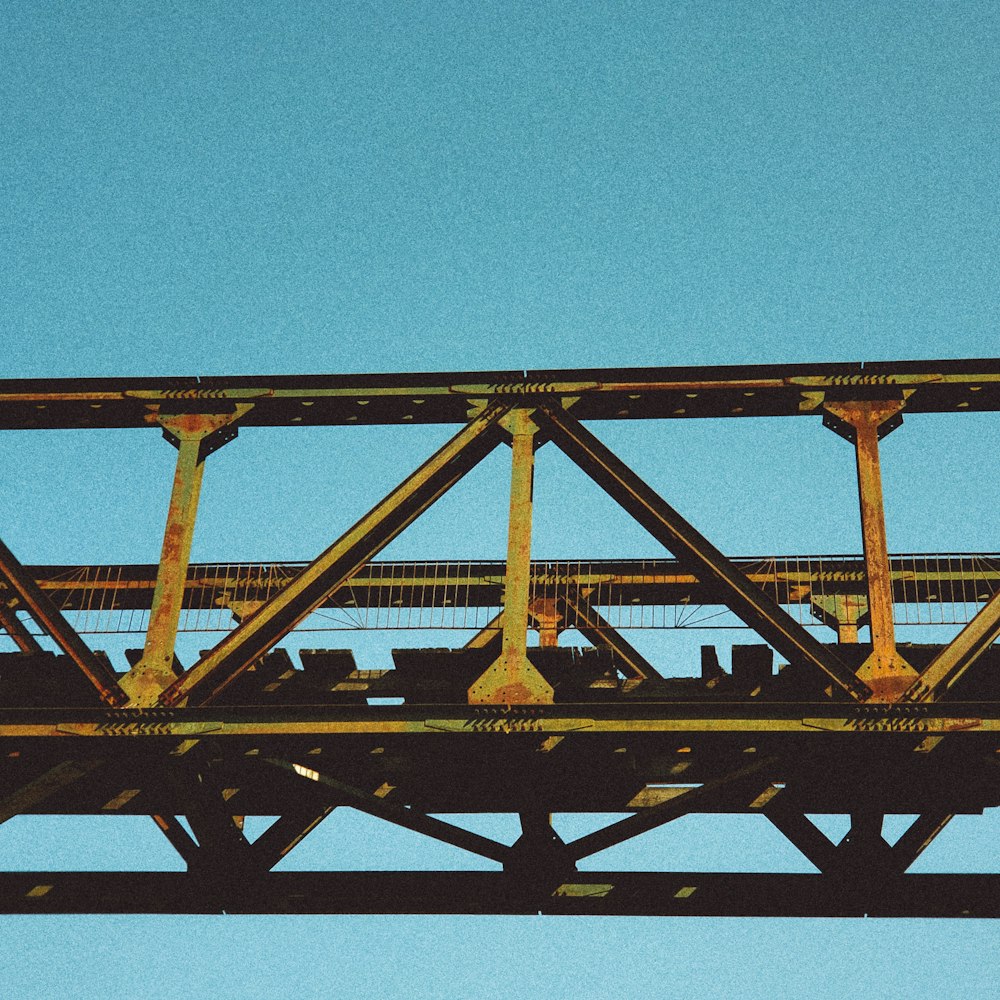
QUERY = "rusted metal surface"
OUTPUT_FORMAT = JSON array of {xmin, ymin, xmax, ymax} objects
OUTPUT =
[
  {"xmin": 159, "ymin": 402, "xmax": 509, "ymax": 706},
  {"xmin": 2, "ymin": 360, "xmax": 1000, "ymax": 429},
  {"xmin": 469, "ymin": 410, "xmax": 554, "ymax": 704},
  {"xmin": 2, "ymin": 361, "xmax": 1000, "ymax": 917},
  {"xmin": 903, "ymin": 589, "xmax": 1000, "ymax": 702},
  {"xmin": 121, "ymin": 409, "xmax": 250, "ymax": 706},
  {"xmin": 824, "ymin": 400, "xmax": 918, "ymax": 698},
  {"xmin": 0, "ymin": 538, "xmax": 125, "ymax": 706},
  {"xmin": 0, "ymin": 599, "xmax": 42, "ymax": 655},
  {"xmin": 535, "ymin": 404, "xmax": 872, "ymax": 700}
]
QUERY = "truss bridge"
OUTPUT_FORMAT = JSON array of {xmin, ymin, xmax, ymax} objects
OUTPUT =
[{"xmin": 2, "ymin": 360, "xmax": 1000, "ymax": 916}]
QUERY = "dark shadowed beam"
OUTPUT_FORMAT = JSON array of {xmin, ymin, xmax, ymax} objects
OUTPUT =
[
  {"xmin": 150, "ymin": 815, "xmax": 200, "ymax": 867},
  {"xmin": 0, "ymin": 760, "xmax": 104, "ymax": 825},
  {"xmin": 566, "ymin": 756, "xmax": 776, "ymax": 862},
  {"xmin": 764, "ymin": 803, "xmax": 841, "ymax": 873},
  {"xmin": 262, "ymin": 757, "xmax": 511, "ymax": 865},
  {"xmin": 3, "ymin": 360, "xmax": 1000, "ymax": 428},
  {"xmin": 7, "ymin": 871, "xmax": 1000, "ymax": 916},
  {"xmin": 249, "ymin": 807, "xmax": 337, "ymax": 872},
  {"xmin": 535, "ymin": 405, "xmax": 871, "ymax": 701},
  {"xmin": 889, "ymin": 813, "xmax": 954, "ymax": 874}
]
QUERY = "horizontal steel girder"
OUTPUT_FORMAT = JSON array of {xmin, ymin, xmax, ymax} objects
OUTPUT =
[
  {"xmin": 0, "ymin": 702, "xmax": 997, "ymax": 738},
  {"xmin": 5, "ymin": 871, "xmax": 1000, "ymax": 916},
  {"xmin": 2, "ymin": 359, "xmax": 999, "ymax": 429}
]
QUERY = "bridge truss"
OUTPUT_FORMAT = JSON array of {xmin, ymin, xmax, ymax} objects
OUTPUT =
[{"xmin": 2, "ymin": 360, "xmax": 1000, "ymax": 916}]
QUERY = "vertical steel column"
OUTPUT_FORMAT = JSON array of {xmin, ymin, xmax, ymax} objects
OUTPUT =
[
  {"xmin": 528, "ymin": 598, "xmax": 562, "ymax": 648},
  {"xmin": 824, "ymin": 401, "xmax": 917, "ymax": 700},
  {"xmin": 120, "ymin": 410, "xmax": 247, "ymax": 706},
  {"xmin": 810, "ymin": 593, "xmax": 868, "ymax": 644},
  {"xmin": 469, "ymin": 409, "xmax": 554, "ymax": 704}
]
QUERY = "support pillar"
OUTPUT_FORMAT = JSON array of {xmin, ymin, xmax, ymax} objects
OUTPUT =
[
  {"xmin": 469, "ymin": 409, "xmax": 554, "ymax": 704},
  {"xmin": 823, "ymin": 400, "xmax": 917, "ymax": 701},
  {"xmin": 528, "ymin": 598, "xmax": 562, "ymax": 648},
  {"xmin": 120, "ymin": 408, "xmax": 249, "ymax": 706},
  {"xmin": 810, "ymin": 594, "xmax": 869, "ymax": 644}
]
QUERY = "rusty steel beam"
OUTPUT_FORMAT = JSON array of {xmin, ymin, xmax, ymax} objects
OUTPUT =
[
  {"xmin": 0, "ymin": 600, "xmax": 42, "ymax": 654},
  {"xmin": 824, "ymin": 400, "xmax": 918, "ymax": 699},
  {"xmin": 121, "ymin": 409, "xmax": 249, "ymax": 706},
  {"xmin": 463, "ymin": 611, "xmax": 504, "ymax": 651},
  {"xmin": 0, "ymin": 538, "xmax": 125, "ymax": 706},
  {"xmin": 3, "ymin": 360, "xmax": 1000, "ymax": 430},
  {"xmin": 159, "ymin": 403, "xmax": 510, "ymax": 706},
  {"xmin": 469, "ymin": 410, "xmax": 554, "ymax": 705},
  {"xmin": 903, "ymin": 589, "xmax": 1000, "ymax": 702},
  {"xmin": 7, "ymin": 699, "xmax": 1000, "ymax": 740},
  {"xmin": 558, "ymin": 592, "xmax": 663, "ymax": 681},
  {"xmin": 535, "ymin": 405, "xmax": 872, "ymax": 701}
]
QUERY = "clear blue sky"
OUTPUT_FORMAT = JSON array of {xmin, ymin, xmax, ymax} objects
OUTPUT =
[{"xmin": 2, "ymin": 2, "xmax": 1000, "ymax": 997}]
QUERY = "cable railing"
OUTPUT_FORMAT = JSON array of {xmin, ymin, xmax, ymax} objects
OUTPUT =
[{"xmin": 3, "ymin": 553, "xmax": 997, "ymax": 637}]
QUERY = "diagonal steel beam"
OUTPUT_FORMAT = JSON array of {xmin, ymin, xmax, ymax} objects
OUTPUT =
[
  {"xmin": 262, "ymin": 758, "xmax": 511, "ymax": 864},
  {"xmin": 764, "ymin": 802, "xmax": 840, "ymax": 873},
  {"xmin": 0, "ymin": 760, "xmax": 104, "ymax": 825},
  {"xmin": 903, "ymin": 589, "xmax": 1000, "ymax": 703},
  {"xmin": 463, "ymin": 611, "xmax": 504, "ymax": 652},
  {"xmin": 160, "ymin": 403, "xmax": 510, "ymax": 706},
  {"xmin": 249, "ymin": 806, "xmax": 336, "ymax": 872},
  {"xmin": 566, "ymin": 756, "xmax": 775, "ymax": 862},
  {"xmin": 0, "ymin": 600, "xmax": 42, "ymax": 655},
  {"xmin": 558, "ymin": 592, "xmax": 664, "ymax": 681},
  {"xmin": 0, "ymin": 538, "xmax": 125, "ymax": 706},
  {"xmin": 151, "ymin": 815, "xmax": 200, "ymax": 867},
  {"xmin": 889, "ymin": 813, "xmax": 953, "ymax": 874},
  {"xmin": 536, "ymin": 405, "xmax": 871, "ymax": 701}
]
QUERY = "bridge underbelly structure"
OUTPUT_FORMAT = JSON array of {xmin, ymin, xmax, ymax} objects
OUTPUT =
[{"xmin": 2, "ymin": 360, "xmax": 1000, "ymax": 916}]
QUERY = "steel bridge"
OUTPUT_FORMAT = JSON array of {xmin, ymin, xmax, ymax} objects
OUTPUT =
[{"xmin": 2, "ymin": 360, "xmax": 1000, "ymax": 916}]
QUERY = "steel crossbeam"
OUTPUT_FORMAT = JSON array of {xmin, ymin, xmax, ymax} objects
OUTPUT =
[
  {"xmin": 2, "ymin": 360, "xmax": 1000, "ymax": 429},
  {"xmin": 6, "ymin": 871, "xmax": 1000, "ymax": 917}
]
